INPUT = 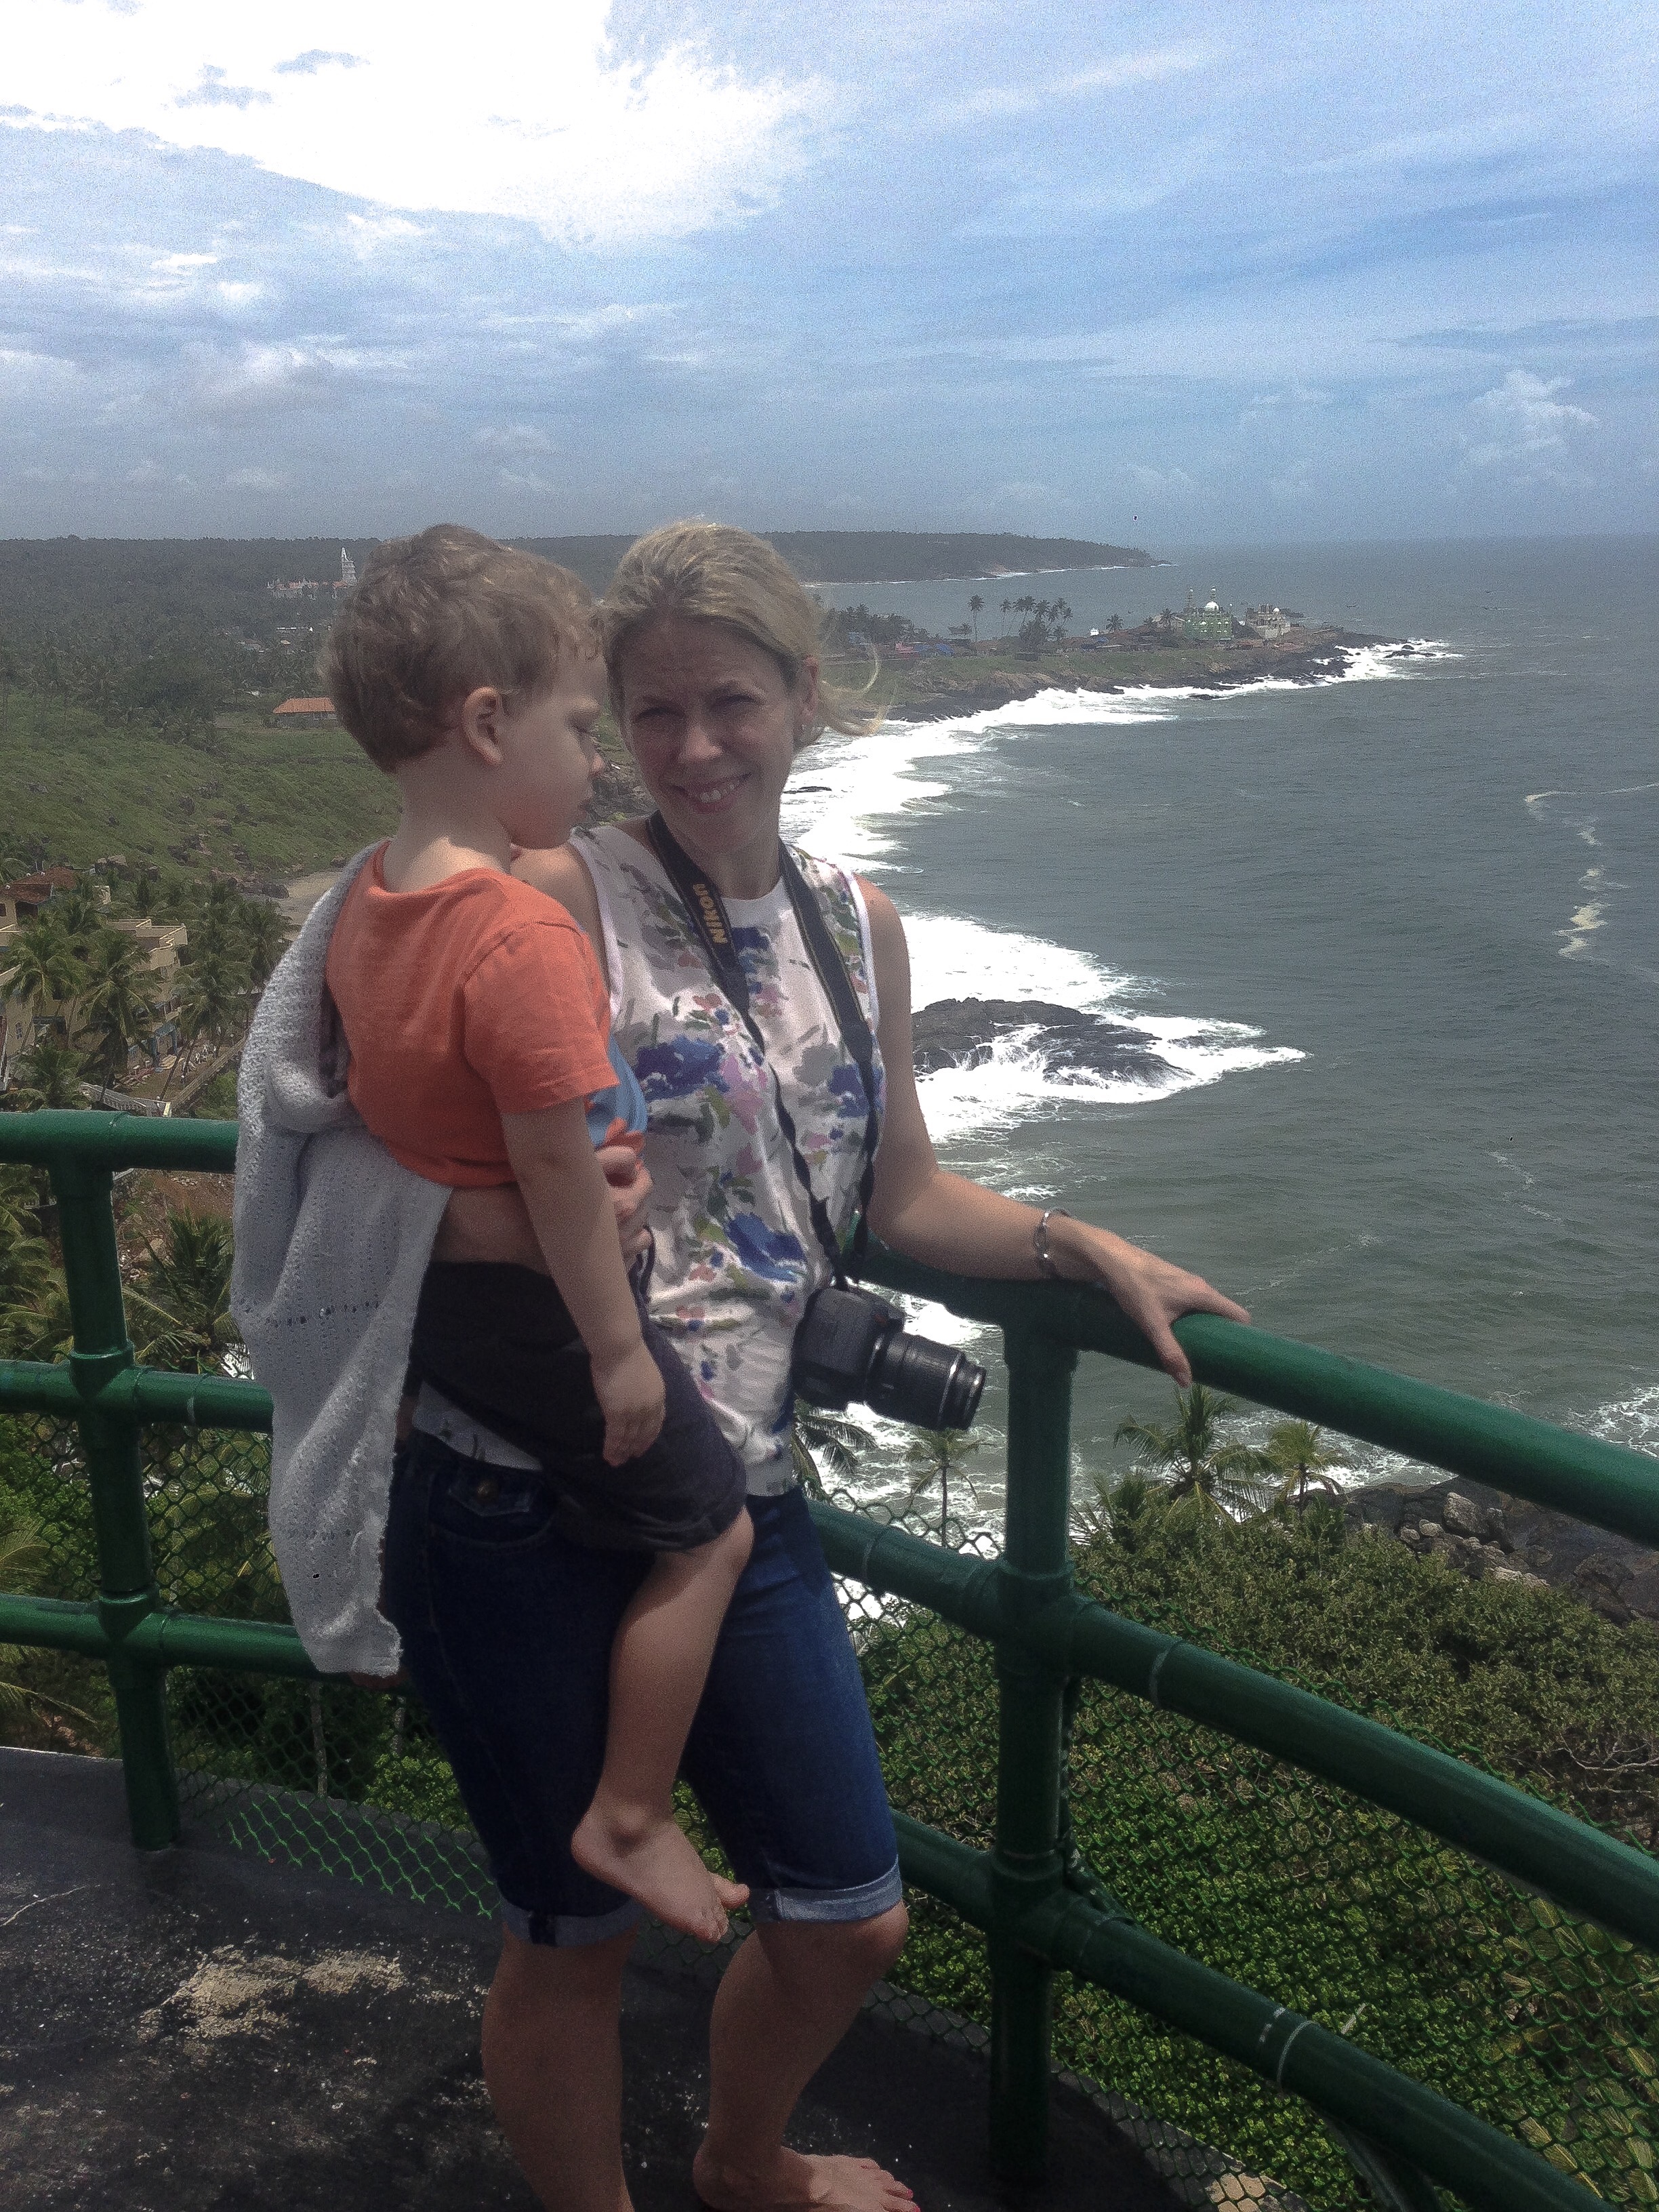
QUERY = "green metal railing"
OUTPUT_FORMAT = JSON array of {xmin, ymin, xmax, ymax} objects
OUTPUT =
[{"xmin": 2, "ymin": 1109, "xmax": 1657, "ymax": 2211}]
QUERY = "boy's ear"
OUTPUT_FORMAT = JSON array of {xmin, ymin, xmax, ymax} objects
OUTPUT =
[{"xmin": 457, "ymin": 685, "xmax": 507, "ymax": 766}]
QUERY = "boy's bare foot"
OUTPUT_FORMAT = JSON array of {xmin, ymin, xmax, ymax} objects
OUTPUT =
[
  {"xmin": 693, "ymin": 2148, "xmax": 915, "ymax": 2211},
  {"xmin": 571, "ymin": 1803, "xmax": 749, "ymax": 1943}
]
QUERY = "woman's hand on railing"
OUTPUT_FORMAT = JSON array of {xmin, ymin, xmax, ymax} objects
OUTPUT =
[{"xmin": 1050, "ymin": 1218, "xmax": 1250, "ymax": 1389}]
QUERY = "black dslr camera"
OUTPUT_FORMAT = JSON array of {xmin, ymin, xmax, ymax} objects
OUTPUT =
[{"xmin": 792, "ymin": 1284, "xmax": 986, "ymax": 1432}]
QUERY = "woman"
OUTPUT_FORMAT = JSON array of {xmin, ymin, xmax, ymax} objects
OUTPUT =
[{"xmin": 470, "ymin": 522, "xmax": 1248, "ymax": 2212}]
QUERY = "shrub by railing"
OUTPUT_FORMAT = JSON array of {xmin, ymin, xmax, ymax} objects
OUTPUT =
[{"xmin": 1, "ymin": 1110, "xmax": 1657, "ymax": 2210}]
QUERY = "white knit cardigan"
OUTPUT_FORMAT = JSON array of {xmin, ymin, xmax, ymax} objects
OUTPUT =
[{"xmin": 231, "ymin": 846, "xmax": 451, "ymax": 1675}]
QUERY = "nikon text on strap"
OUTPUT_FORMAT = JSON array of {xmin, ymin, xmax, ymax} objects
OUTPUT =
[{"xmin": 643, "ymin": 814, "xmax": 880, "ymax": 1279}]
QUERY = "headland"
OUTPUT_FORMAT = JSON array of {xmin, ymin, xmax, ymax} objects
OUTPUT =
[{"xmin": 867, "ymin": 624, "xmax": 1389, "ymax": 724}]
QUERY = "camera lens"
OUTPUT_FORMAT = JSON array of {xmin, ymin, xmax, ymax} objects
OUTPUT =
[{"xmin": 867, "ymin": 1330, "xmax": 987, "ymax": 1431}]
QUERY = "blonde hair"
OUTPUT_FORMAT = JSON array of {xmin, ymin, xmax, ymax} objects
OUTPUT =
[
  {"xmin": 601, "ymin": 521, "xmax": 876, "ymax": 747},
  {"xmin": 322, "ymin": 524, "xmax": 598, "ymax": 771}
]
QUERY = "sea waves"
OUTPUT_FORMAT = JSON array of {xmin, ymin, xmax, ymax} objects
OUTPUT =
[
  {"xmin": 898, "ymin": 909, "xmax": 1302, "ymax": 1142},
  {"xmin": 781, "ymin": 657, "xmax": 1368, "ymax": 1146}
]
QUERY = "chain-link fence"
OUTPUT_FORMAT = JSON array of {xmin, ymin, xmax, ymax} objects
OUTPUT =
[
  {"xmin": 825, "ymin": 1474, "xmax": 1658, "ymax": 2210},
  {"xmin": 5, "ymin": 1353, "xmax": 1658, "ymax": 2205}
]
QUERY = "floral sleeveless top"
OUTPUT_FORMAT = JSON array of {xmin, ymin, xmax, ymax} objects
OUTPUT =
[{"xmin": 575, "ymin": 822, "xmax": 885, "ymax": 1491}]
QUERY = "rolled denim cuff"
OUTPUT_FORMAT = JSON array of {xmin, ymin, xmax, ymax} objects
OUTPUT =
[
  {"xmin": 746, "ymin": 1860, "xmax": 903, "ymax": 1925},
  {"xmin": 499, "ymin": 1892, "xmax": 642, "ymax": 1948}
]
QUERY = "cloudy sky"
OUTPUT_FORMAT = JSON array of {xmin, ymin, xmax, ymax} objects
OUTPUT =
[{"xmin": 3, "ymin": 0, "xmax": 1654, "ymax": 545}]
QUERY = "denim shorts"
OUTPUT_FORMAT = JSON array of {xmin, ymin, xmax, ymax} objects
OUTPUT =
[
  {"xmin": 409, "ymin": 1258, "xmax": 748, "ymax": 1552},
  {"xmin": 382, "ymin": 1430, "xmax": 903, "ymax": 1946}
]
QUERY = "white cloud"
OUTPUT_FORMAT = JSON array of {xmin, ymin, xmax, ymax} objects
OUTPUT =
[
  {"xmin": 1269, "ymin": 458, "xmax": 1314, "ymax": 502},
  {"xmin": 274, "ymin": 50, "xmax": 365, "ymax": 77},
  {"xmin": 474, "ymin": 422, "xmax": 556, "ymax": 456},
  {"xmin": 344, "ymin": 212, "xmax": 427, "ymax": 258},
  {"xmin": 1125, "ymin": 464, "xmax": 1194, "ymax": 495},
  {"xmin": 226, "ymin": 466, "xmax": 288, "ymax": 488},
  {"xmin": 1462, "ymin": 368, "xmax": 1598, "ymax": 478},
  {"xmin": 176, "ymin": 64, "xmax": 271, "ymax": 112},
  {"xmin": 184, "ymin": 340, "xmax": 354, "ymax": 416},
  {"xmin": 1244, "ymin": 381, "xmax": 1332, "ymax": 417},
  {"xmin": 3, "ymin": 1, "xmax": 817, "ymax": 245},
  {"xmin": 947, "ymin": 43, "xmax": 1217, "ymax": 123}
]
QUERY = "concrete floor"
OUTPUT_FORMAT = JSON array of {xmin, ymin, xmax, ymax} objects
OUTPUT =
[{"xmin": 0, "ymin": 1748, "xmax": 1181, "ymax": 2212}]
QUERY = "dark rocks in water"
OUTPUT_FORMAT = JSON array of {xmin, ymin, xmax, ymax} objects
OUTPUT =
[{"xmin": 912, "ymin": 997, "xmax": 1175, "ymax": 1083}]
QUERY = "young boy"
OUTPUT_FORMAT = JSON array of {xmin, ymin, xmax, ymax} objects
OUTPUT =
[{"xmin": 319, "ymin": 525, "xmax": 752, "ymax": 1942}]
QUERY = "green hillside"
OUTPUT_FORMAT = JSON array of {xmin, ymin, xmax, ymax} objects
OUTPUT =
[
  {"xmin": 0, "ymin": 531, "xmax": 1153, "ymax": 644},
  {"xmin": 754, "ymin": 531, "xmax": 1152, "ymax": 581},
  {"xmin": 0, "ymin": 694, "xmax": 396, "ymax": 883}
]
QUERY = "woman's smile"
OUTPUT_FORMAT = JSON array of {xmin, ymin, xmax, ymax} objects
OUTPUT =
[{"xmin": 674, "ymin": 770, "xmax": 751, "ymax": 814}]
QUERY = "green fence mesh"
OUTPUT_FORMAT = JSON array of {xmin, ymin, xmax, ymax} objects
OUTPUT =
[
  {"xmin": 3, "ymin": 1397, "xmax": 1656, "ymax": 2209},
  {"xmin": 826, "ymin": 1480, "xmax": 1659, "ymax": 2211}
]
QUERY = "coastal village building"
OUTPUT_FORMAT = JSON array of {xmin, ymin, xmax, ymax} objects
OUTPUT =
[
  {"xmin": 266, "ymin": 550, "xmax": 356, "ymax": 601},
  {"xmin": 1181, "ymin": 588, "xmax": 1234, "ymax": 642},
  {"xmin": 1242, "ymin": 602, "xmax": 1293, "ymax": 640},
  {"xmin": 271, "ymin": 697, "xmax": 337, "ymax": 727}
]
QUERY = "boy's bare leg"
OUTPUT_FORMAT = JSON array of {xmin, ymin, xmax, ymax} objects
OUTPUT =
[
  {"xmin": 572, "ymin": 1511, "xmax": 754, "ymax": 1941},
  {"xmin": 693, "ymin": 1910, "xmax": 915, "ymax": 2212},
  {"xmin": 483, "ymin": 1923, "xmax": 637, "ymax": 2212}
]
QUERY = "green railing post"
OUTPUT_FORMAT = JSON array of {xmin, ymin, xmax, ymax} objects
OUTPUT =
[
  {"xmin": 52, "ymin": 1143, "xmax": 179, "ymax": 1849},
  {"xmin": 987, "ymin": 1322, "xmax": 1078, "ymax": 2179}
]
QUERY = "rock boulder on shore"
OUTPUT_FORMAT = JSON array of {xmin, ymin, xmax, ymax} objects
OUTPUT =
[
  {"xmin": 1344, "ymin": 1474, "xmax": 1659, "ymax": 1626},
  {"xmin": 912, "ymin": 998, "xmax": 1176, "ymax": 1083}
]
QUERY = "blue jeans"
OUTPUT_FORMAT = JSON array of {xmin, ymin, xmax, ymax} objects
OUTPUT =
[{"xmin": 382, "ymin": 1433, "xmax": 902, "ymax": 1945}]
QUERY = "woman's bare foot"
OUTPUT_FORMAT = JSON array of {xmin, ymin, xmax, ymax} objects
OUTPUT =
[
  {"xmin": 571, "ymin": 1801, "xmax": 748, "ymax": 1942},
  {"xmin": 693, "ymin": 2146, "xmax": 915, "ymax": 2211}
]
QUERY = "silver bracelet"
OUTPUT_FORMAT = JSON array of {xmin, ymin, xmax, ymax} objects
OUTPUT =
[{"xmin": 1033, "ymin": 1207, "xmax": 1073, "ymax": 1279}]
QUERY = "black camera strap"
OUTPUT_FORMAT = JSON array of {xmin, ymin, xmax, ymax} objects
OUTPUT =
[{"xmin": 644, "ymin": 813, "xmax": 880, "ymax": 1282}]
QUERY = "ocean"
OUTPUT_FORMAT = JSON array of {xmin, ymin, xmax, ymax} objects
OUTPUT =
[{"xmin": 783, "ymin": 537, "xmax": 1659, "ymax": 1522}]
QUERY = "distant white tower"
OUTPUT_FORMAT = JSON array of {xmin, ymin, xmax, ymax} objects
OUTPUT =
[{"xmin": 340, "ymin": 547, "xmax": 356, "ymax": 586}]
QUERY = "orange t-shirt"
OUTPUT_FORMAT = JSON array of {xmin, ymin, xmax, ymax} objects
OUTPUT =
[{"xmin": 325, "ymin": 848, "xmax": 618, "ymax": 1187}]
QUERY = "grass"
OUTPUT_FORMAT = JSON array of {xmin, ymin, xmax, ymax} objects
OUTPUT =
[{"xmin": 1, "ymin": 689, "xmax": 397, "ymax": 881}]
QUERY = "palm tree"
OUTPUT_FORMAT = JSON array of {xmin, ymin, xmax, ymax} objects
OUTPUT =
[
  {"xmin": 792, "ymin": 1407, "xmax": 876, "ymax": 1496},
  {"xmin": 1078, "ymin": 1469, "xmax": 1155, "ymax": 1552},
  {"xmin": 968, "ymin": 594, "xmax": 984, "ymax": 644},
  {"xmin": 0, "ymin": 1166, "xmax": 58, "ymax": 1354},
  {"xmin": 1106, "ymin": 613, "xmax": 1123, "ymax": 634},
  {"xmin": 3, "ymin": 916, "xmax": 85, "ymax": 1040},
  {"xmin": 905, "ymin": 1427, "xmax": 980, "ymax": 1544},
  {"xmin": 80, "ymin": 929, "xmax": 154, "ymax": 1087},
  {"xmin": 1113, "ymin": 1385, "xmax": 1270, "ymax": 1520},
  {"xmin": 1000, "ymin": 598, "xmax": 1012, "ymax": 633},
  {"xmin": 1262, "ymin": 1419, "xmax": 1345, "ymax": 1510},
  {"xmin": 127, "ymin": 1208, "xmax": 240, "ymax": 1372},
  {"xmin": 239, "ymin": 902, "xmax": 290, "ymax": 990},
  {"xmin": 0, "ymin": 1499, "xmax": 95, "ymax": 1742},
  {"xmin": 52, "ymin": 886, "xmax": 108, "ymax": 939},
  {"xmin": 15, "ymin": 1033, "xmax": 87, "ymax": 1109},
  {"xmin": 161, "ymin": 951, "xmax": 246, "ymax": 1099}
]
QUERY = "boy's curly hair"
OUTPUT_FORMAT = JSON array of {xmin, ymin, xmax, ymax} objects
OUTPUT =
[{"xmin": 321, "ymin": 525, "xmax": 598, "ymax": 771}]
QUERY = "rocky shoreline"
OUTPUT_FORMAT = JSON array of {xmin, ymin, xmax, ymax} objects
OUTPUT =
[
  {"xmin": 910, "ymin": 997, "xmax": 1173, "ymax": 1084},
  {"xmin": 882, "ymin": 628, "xmax": 1389, "ymax": 723},
  {"xmin": 1343, "ymin": 1475, "xmax": 1659, "ymax": 1629}
]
